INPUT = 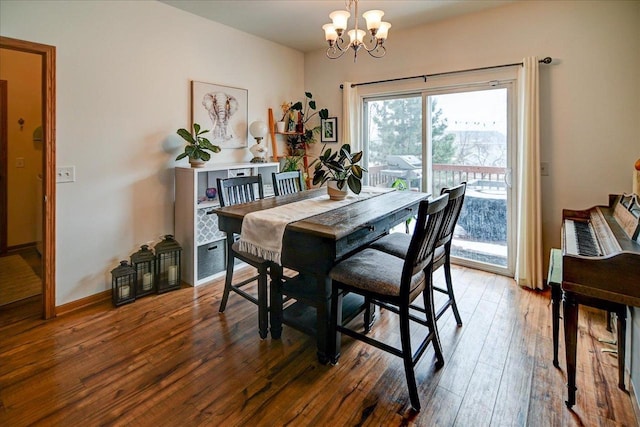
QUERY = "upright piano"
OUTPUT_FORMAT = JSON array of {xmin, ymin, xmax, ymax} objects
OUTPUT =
[{"xmin": 552, "ymin": 193, "xmax": 640, "ymax": 408}]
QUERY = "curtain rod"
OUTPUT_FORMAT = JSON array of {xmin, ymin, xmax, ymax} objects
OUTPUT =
[{"xmin": 339, "ymin": 57, "xmax": 552, "ymax": 89}]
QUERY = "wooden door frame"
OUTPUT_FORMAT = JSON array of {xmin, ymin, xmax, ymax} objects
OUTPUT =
[
  {"xmin": 0, "ymin": 36, "xmax": 56, "ymax": 319},
  {"xmin": 0, "ymin": 80, "xmax": 7, "ymax": 255}
]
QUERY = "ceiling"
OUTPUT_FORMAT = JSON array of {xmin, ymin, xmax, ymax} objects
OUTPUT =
[{"xmin": 159, "ymin": 1, "xmax": 514, "ymax": 53}]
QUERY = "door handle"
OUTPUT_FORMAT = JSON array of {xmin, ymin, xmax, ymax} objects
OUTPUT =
[{"xmin": 504, "ymin": 168, "xmax": 512, "ymax": 188}]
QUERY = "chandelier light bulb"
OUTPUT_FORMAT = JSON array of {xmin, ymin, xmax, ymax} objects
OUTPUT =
[
  {"xmin": 362, "ymin": 10, "xmax": 384, "ymax": 31},
  {"xmin": 329, "ymin": 10, "xmax": 350, "ymax": 32},
  {"xmin": 348, "ymin": 29, "xmax": 366, "ymax": 45},
  {"xmin": 323, "ymin": 24, "xmax": 338, "ymax": 42},
  {"xmin": 376, "ymin": 22, "xmax": 391, "ymax": 40}
]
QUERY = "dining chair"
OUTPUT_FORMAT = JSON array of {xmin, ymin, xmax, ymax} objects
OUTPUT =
[
  {"xmin": 329, "ymin": 194, "xmax": 449, "ymax": 411},
  {"xmin": 369, "ymin": 182, "xmax": 467, "ymax": 326},
  {"xmin": 272, "ymin": 171, "xmax": 305, "ymax": 196},
  {"xmin": 216, "ymin": 175, "xmax": 271, "ymax": 338}
]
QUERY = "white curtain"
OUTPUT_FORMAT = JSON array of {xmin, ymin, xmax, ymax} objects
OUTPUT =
[
  {"xmin": 515, "ymin": 57, "xmax": 544, "ymax": 290},
  {"xmin": 342, "ymin": 82, "xmax": 361, "ymax": 152}
]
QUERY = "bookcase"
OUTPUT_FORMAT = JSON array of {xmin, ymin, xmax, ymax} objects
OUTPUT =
[{"xmin": 174, "ymin": 162, "xmax": 279, "ymax": 286}]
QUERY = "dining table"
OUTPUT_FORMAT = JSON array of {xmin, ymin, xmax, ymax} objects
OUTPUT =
[{"xmin": 214, "ymin": 187, "xmax": 430, "ymax": 364}]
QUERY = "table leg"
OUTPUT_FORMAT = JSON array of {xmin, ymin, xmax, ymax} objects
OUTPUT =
[
  {"xmin": 563, "ymin": 292, "xmax": 579, "ymax": 409},
  {"xmin": 315, "ymin": 275, "xmax": 332, "ymax": 365},
  {"xmin": 269, "ymin": 264, "xmax": 283, "ymax": 339},
  {"xmin": 551, "ymin": 283, "xmax": 561, "ymax": 368}
]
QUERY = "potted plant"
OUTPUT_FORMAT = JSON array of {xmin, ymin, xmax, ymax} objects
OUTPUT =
[
  {"xmin": 282, "ymin": 92, "xmax": 329, "ymax": 154},
  {"xmin": 311, "ymin": 143, "xmax": 366, "ymax": 200},
  {"xmin": 175, "ymin": 123, "xmax": 221, "ymax": 168}
]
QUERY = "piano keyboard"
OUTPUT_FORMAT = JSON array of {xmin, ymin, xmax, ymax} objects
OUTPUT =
[{"xmin": 564, "ymin": 219, "xmax": 602, "ymax": 256}]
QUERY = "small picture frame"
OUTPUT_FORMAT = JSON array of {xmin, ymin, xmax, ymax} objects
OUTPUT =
[{"xmin": 321, "ymin": 117, "xmax": 338, "ymax": 143}]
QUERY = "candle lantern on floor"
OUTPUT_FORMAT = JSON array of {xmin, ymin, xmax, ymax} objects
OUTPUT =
[
  {"xmin": 111, "ymin": 260, "xmax": 136, "ymax": 306},
  {"xmin": 131, "ymin": 244, "xmax": 156, "ymax": 297},
  {"xmin": 154, "ymin": 235, "xmax": 182, "ymax": 293}
]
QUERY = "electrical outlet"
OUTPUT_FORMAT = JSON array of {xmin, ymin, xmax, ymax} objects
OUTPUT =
[
  {"xmin": 57, "ymin": 166, "xmax": 76, "ymax": 183},
  {"xmin": 540, "ymin": 162, "xmax": 550, "ymax": 176}
]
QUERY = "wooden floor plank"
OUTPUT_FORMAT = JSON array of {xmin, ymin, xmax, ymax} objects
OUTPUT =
[{"xmin": 0, "ymin": 265, "xmax": 637, "ymax": 426}]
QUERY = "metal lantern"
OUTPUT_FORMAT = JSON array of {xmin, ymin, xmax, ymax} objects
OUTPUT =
[
  {"xmin": 154, "ymin": 234, "xmax": 182, "ymax": 293},
  {"xmin": 111, "ymin": 260, "xmax": 136, "ymax": 306},
  {"xmin": 131, "ymin": 244, "xmax": 156, "ymax": 297}
]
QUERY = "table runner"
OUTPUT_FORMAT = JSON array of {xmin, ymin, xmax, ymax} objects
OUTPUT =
[{"xmin": 237, "ymin": 187, "xmax": 391, "ymax": 264}]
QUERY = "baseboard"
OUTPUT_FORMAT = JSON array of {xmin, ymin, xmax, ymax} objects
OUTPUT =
[
  {"xmin": 55, "ymin": 289, "xmax": 111, "ymax": 316},
  {"xmin": 631, "ymin": 378, "xmax": 640, "ymax": 426}
]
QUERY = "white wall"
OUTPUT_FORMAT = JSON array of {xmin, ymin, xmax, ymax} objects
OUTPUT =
[{"xmin": 0, "ymin": 0, "xmax": 305, "ymax": 304}]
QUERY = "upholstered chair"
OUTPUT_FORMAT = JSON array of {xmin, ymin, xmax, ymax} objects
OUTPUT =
[{"xmin": 329, "ymin": 194, "xmax": 449, "ymax": 411}]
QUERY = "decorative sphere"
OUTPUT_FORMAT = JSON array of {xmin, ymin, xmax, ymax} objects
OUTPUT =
[
  {"xmin": 205, "ymin": 188, "xmax": 217, "ymax": 200},
  {"xmin": 635, "ymin": 158, "xmax": 640, "ymax": 171},
  {"xmin": 249, "ymin": 121, "xmax": 268, "ymax": 138}
]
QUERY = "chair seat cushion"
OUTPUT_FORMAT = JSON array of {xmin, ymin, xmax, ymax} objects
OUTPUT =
[
  {"xmin": 231, "ymin": 241, "xmax": 269, "ymax": 265},
  {"xmin": 369, "ymin": 233, "xmax": 411, "ymax": 258},
  {"xmin": 329, "ymin": 248, "xmax": 425, "ymax": 297},
  {"xmin": 370, "ymin": 233, "xmax": 446, "ymax": 264}
]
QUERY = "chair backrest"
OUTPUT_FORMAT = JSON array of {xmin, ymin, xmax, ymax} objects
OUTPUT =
[
  {"xmin": 272, "ymin": 171, "xmax": 304, "ymax": 196},
  {"xmin": 436, "ymin": 182, "xmax": 467, "ymax": 247},
  {"xmin": 401, "ymin": 194, "xmax": 449, "ymax": 297},
  {"xmin": 217, "ymin": 175, "xmax": 264, "ymax": 207}
]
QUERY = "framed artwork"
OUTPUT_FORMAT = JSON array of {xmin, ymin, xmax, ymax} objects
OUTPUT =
[
  {"xmin": 321, "ymin": 117, "xmax": 338, "ymax": 143},
  {"xmin": 191, "ymin": 81, "xmax": 248, "ymax": 149}
]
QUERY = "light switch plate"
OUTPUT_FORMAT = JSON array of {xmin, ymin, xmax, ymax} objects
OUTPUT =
[{"xmin": 57, "ymin": 166, "xmax": 75, "ymax": 183}]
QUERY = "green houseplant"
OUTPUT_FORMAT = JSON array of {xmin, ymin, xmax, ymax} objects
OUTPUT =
[
  {"xmin": 285, "ymin": 92, "xmax": 329, "ymax": 155},
  {"xmin": 311, "ymin": 143, "xmax": 366, "ymax": 200},
  {"xmin": 175, "ymin": 123, "xmax": 221, "ymax": 168}
]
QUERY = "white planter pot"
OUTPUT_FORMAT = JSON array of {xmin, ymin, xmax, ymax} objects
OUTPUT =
[
  {"xmin": 327, "ymin": 181, "xmax": 348, "ymax": 201},
  {"xmin": 189, "ymin": 158, "xmax": 206, "ymax": 168}
]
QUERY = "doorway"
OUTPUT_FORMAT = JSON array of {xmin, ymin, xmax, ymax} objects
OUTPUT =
[{"xmin": 0, "ymin": 36, "xmax": 56, "ymax": 319}]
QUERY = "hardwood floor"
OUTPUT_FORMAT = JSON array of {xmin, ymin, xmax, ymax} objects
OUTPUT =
[{"xmin": 0, "ymin": 265, "xmax": 636, "ymax": 426}]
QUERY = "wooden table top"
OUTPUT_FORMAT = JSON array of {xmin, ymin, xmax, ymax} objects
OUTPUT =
[{"xmin": 214, "ymin": 188, "xmax": 430, "ymax": 240}]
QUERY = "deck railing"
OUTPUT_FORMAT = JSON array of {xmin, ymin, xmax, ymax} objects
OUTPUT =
[{"xmin": 367, "ymin": 164, "xmax": 506, "ymax": 193}]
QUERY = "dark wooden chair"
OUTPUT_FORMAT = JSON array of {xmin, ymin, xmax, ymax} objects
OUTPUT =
[
  {"xmin": 369, "ymin": 182, "xmax": 466, "ymax": 326},
  {"xmin": 216, "ymin": 175, "xmax": 270, "ymax": 338},
  {"xmin": 272, "ymin": 171, "xmax": 305, "ymax": 196},
  {"xmin": 329, "ymin": 194, "xmax": 449, "ymax": 411}
]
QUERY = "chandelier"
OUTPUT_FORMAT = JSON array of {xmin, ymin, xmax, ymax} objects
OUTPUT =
[{"xmin": 322, "ymin": 0, "xmax": 391, "ymax": 62}]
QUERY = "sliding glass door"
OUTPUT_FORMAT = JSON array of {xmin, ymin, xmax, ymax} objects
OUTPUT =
[{"xmin": 364, "ymin": 83, "xmax": 515, "ymax": 275}]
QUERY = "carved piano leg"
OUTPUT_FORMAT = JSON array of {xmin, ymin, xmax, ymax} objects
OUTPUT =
[
  {"xmin": 563, "ymin": 292, "xmax": 579, "ymax": 409},
  {"xmin": 551, "ymin": 283, "xmax": 562, "ymax": 368},
  {"xmin": 617, "ymin": 309, "xmax": 626, "ymax": 390}
]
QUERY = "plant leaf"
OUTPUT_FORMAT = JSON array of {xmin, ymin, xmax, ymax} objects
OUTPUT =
[
  {"xmin": 200, "ymin": 151, "xmax": 211, "ymax": 161},
  {"xmin": 309, "ymin": 100, "xmax": 316, "ymax": 110},
  {"xmin": 305, "ymin": 92, "xmax": 312, "ymax": 98},
  {"xmin": 348, "ymin": 175, "xmax": 362, "ymax": 194},
  {"xmin": 193, "ymin": 123, "xmax": 201, "ymax": 134},
  {"xmin": 177, "ymin": 128, "xmax": 196, "ymax": 144},
  {"xmin": 319, "ymin": 109, "xmax": 329, "ymax": 120},
  {"xmin": 176, "ymin": 152, "xmax": 188, "ymax": 161},
  {"xmin": 351, "ymin": 164, "xmax": 363, "ymax": 179},
  {"xmin": 312, "ymin": 169, "xmax": 325, "ymax": 185},
  {"xmin": 351, "ymin": 151, "xmax": 363, "ymax": 164}
]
